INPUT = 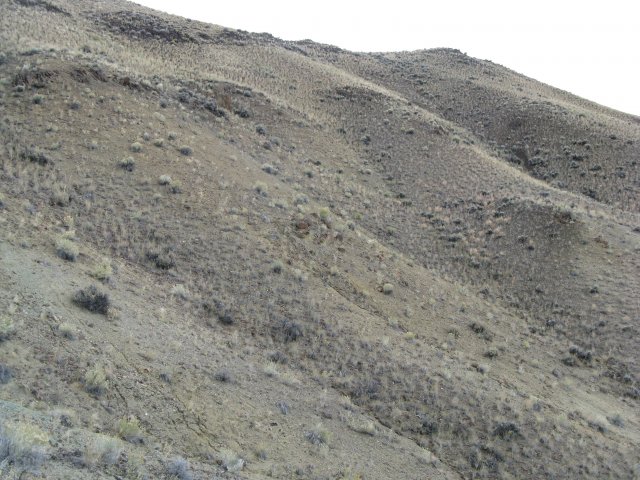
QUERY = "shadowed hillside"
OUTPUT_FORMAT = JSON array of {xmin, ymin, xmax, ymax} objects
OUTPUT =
[{"xmin": 0, "ymin": 1, "xmax": 638, "ymax": 479}]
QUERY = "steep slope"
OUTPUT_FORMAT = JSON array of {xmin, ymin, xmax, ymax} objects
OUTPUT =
[{"xmin": 0, "ymin": 1, "xmax": 638, "ymax": 479}]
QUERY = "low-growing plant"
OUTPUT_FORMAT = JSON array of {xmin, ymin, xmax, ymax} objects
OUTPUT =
[
  {"xmin": 0, "ymin": 363, "xmax": 12, "ymax": 384},
  {"xmin": 219, "ymin": 448, "xmax": 244, "ymax": 472},
  {"xmin": 84, "ymin": 365, "xmax": 109, "ymax": 395},
  {"xmin": 130, "ymin": 142, "xmax": 143, "ymax": 153},
  {"xmin": 73, "ymin": 285, "xmax": 109, "ymax": 314},
  {"xmin": 58, "ymin": 322, "xmax": 78, "ymax": 340},
  {"xmin": 254, "ymin": 181, "xmax": 268, "ymax": 196},
  {"xmin": 32, "ymin": 94, "xmax": 44, "ymax": 104},
  {"xmin": 179, "ymin": 145, "xmax": 192, "ymax": 156},
  {"xmin": 0, "ymin": 316, "xmax": 16, "ymax": 342},
  {"xmin": 153, "ymin": 138, "xmax": 164, "ymax": 147},
  {"xmin": 117, "ymin": 416, "xmax": 143, "ymax": 443},
  {"xmin": 382, "ymin": 283, "xmax": 394, "ymax": 295},
  {"xmin": 83, "ymin": 434, "xmax": 122, "ymax": 466},
  {"xmin": 306, "ymin": 423, "xmax": 331, "ymax": 445},
  {"xmin": 171, "ymin": 284, "xmax": 190, "ymax": 300},
  {"xmin": 158, "ymin": 174, "xmax": 172, "ymax": 185},
  {"xmin": 118, "ymin": 156, "xmax": 135, "ymax": 171},
  {"xmin": 56, "ymin": 237, "xmax": 79, "ymax": 261},
  {"xmin": 50, "ymin": 184, "xmax": 70, "ymax": 206},
  {"xmin": 91, "ymin": 258, "xmax": 113, "ymax": 281},
  {"xmin": 271, "ymin": 260, "xmax": 284, "ymax": 273},
  {"xmin": 0, "ymin": 423, "xmax": 49, "ymax": 471},
  {"xmin": 166, "ymin": 456, "xmax": 193, "ymax": 480}
]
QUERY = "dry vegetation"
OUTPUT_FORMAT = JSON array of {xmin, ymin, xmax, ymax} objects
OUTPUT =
[{"xmin": 0, "ymin": 0, "xmax": 639, "ymax": 478}]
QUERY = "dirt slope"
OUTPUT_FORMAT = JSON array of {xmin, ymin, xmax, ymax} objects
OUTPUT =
[{"xmin": 0, "ymin": 0, "xmax": 638, "ymax": 479}]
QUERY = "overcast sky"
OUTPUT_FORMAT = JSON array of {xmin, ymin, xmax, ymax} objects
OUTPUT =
[{"xmin": 134, "ymin": 0, "xmax": 640, "ymax": 116}]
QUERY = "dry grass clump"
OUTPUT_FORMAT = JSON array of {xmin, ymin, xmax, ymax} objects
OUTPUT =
[
  {"xmin": 305, "ymin": 423, "xmax": 331, "ymax": 446},
  {"xmin": 91, "ymin": 258, "xmax": 113, "ymax": 281},
  {"xmin": 0, "ymin": 423, "xmax": 49, "ymax": 471},
  {"xmin": 166, "ymin": 456, "xmax": 193, "ymax": 479},
  {"xmin": 83, "ymin": 434, "xmax": 122, "ymax": 466},
  {"xmin": 0, "ymin": 316, "xmax": 16, "ymax": 342},
  {"xmin": 118, "ymin": 156, "xmax": 135, "ymax": 171},
  {"xmin": 117, "ymin": 416, "xmax": 143, "ymax": 443},
  {"xmin": 218, "ymin": 448, "xmax": 244, "ymax": 472},
  {"xmin": 158, "ymin": 174, "xmax": 172, "ymax": 185},
  {"xmin": 84, "ymin": 365, "xmax": 109, "ymax": 395},
  {"xmin": 55, "ymin": 237, "xmax": 79, "ymax": 261},
  {"xmin": 58, "ymin": 322, "xmax": 78, "ymax": 340},
  {"xmin": 130, "ymin": 142, "xmax": 143, "ymax": 152}
]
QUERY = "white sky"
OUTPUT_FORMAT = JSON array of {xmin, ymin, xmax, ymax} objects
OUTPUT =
[{"xmin": 134, "ymin": 0, "xmax": 640, "ymax": 116}]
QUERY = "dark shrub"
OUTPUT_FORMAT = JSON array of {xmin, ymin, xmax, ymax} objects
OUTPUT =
[{"xmin": 73, "ymin": 286, "xmax": 109, "ymax": 314}]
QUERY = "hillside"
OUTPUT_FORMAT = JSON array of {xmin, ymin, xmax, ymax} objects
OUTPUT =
[{"xmin": 0, "ymin": 0, "xmax": 638, "ymax": 479}]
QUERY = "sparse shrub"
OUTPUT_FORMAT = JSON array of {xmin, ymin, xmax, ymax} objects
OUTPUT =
[
  {"xmin": 84, "ymin": 365, "xmax": 108, "ymax": 395},
  {"xmin": 0, "ymin": 364, "xmax": 12, "ymax": 384},
  {"xmin": 153, "ymin": 138, "xmax": 164, "ymax": 147},
  {"xmin": 73, "ymin": 285, "xmax": 109, "ymax": 314},
  {"xmin": 179, "ymin": 145, "xmax": 192, "ymax": 156},
  {"xmin": 318, "ymin": 207, "xmax": 331, "ymax": 220},
  {"xmin": 213, "ymin": 369, "xmax": 232, "ymax": 382},
  {"xmin": 170, "ymin": 179, "xmax": 182, "ymax": 194},
  {"xmin": 216, "ymin": 308, "xmax": 234, "ymax": 325},
  {"xmin": 263, "ymin": 362, "xmax": 279, "ymax": 377},
  {"xmin": 0, "ymin": 423, "xmax": 49, "ymax": 471},
  {"xmin": 21, "ymin": 147, "xmax": 52, "ymax": 165},
  {"xmin": 254, "ymin": 181, "xmax": 268, "ymax": 196},
  {"xmin": 306, "ymin": 423, "xmax": 331, "ymax": 446},
  {"xmin": 168, "ymin": 131, "xmax": 177, "ymax": 140},
  {"xmin": 58, "ymin": 322, "xmax": 78, "ymax": 340},
  {"xmin": 382, "ymin": 283, "xmax": 394, "ymax": 295},
  {"xmin": 294, "ymin": 194, "xmax": 309, "ymax": 205},
  {"xmin": 219, "ymin": 448, "xmax": 244, "ymax": 472},
  {"xmin": 0, "ymin": 316, "xmax": 16, "ymax": 342},
  {"xmin": 32, "ymin": 94, "xmax": 44, "ymax": 104},
  {"xmin": 117, "ymin": 416, "xmax": 143, "ymax": 443},
  {"xmin": 171, "ymin": 284, "xmax": 190, "ymax": 300},
  {"xmin": 276, "ymin": 401, "xmax": 290, "ymax": 415},
  {"xmin": 271, "ymin": 260, "xmax": 284, "ymax": 273},
  {"xmin": 262, "ymin": 163, "xmax": 278, "ymax": 175},
  {"xmin": 348, "ymin": 417, "xmax": 376, "ymax": 436},
  {"xmin": 493, "ymin": 422, "xmax": 520, "ymax": 439},
  {"xmin": 130, "ymin": 142, "xmax": 143, "ymax": 153},
  {"xmin": 142, "ymin": 132, "xmax": 151, "ymax": 141},
  {"xmin": 69, "ymin": 100, "xmax": 81, "ymax": 110},
  {"xmin": 55, "ymin": 238, "xmax": 79, "ymax": 261},
  {"xmin": 159, "ymin": 174, "xmax": 172, "ymax": 185},
  {"xmin": 166, "ymin": 456, "xmax": 193, "ymax": 480},
  {"xmin": 83, "ymin": 434, "xmax": 122, "ymax": 466},
  {"xmin": 118, "ymin": 156, "xmax": 135, "ymax": 171},
  {"xmin": 282, "ymin": 320, "xmax": 303, "ymax": 342},
  {"xmin": 50, "ymin": 184, "xmax": 70, "ymax": 206},
  {"xmin": 91, "ymin": 258, "xmax": 113, "ymax": 281},
  {"xmin": 146, "ymin": 250, "xmax": 175, "ymax": 270}
]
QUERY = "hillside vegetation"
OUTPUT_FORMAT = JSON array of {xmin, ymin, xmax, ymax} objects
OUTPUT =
[{"xmin": 0, "ymin": 0, "xmax": 638, "ymax": 478}]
